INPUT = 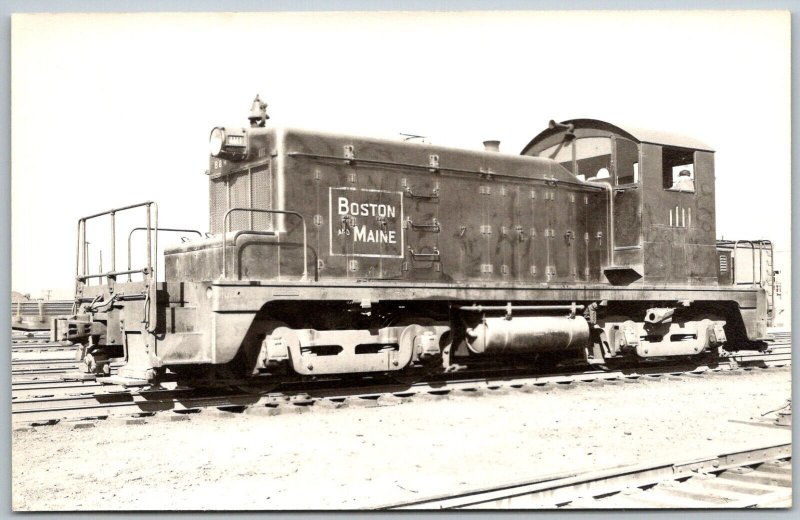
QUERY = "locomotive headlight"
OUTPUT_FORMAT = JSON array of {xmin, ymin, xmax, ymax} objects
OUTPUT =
[
  {"xmin": 209, "ymin": 127, "xmax": 247, "ymax": 160},
  {"xmin": 209, "ymin": 127, "xmax": 225, "ymax": 157}
]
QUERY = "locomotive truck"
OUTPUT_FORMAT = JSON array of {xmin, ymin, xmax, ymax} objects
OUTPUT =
[{"xmin": 52, "ymin": 96, "xmax": 775, "ymax": 385}]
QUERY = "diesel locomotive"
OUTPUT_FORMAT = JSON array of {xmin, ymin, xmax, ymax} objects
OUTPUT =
[{"xmin": 52, "ymin": 96, "xmax": 776, "ymax": 385}]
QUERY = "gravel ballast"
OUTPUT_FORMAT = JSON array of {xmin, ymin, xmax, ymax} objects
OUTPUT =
[{"xmin": 12, "ymin": 365, "xmax": 792, "ymax": 510}]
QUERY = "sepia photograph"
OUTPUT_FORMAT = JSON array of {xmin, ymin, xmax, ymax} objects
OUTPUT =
[{"xmin": 9, "ymin": 8, "xmax": 792, "ymax": 510}]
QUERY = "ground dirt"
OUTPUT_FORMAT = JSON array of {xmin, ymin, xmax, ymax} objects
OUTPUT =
[{"xmin": 12, "ymin": 366, "xmax": 792, "ymax": 510}]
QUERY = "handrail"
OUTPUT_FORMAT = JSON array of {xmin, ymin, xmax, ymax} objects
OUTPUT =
[
  {"xmin": 719, "ymin": 239, "xmax": 775, "ymax": 324},
  {"xmin": 127, "ymin": 227, "xmax": 202, "ymax": 281},
  {"xmin": 732, "ymin": 240, "xmax": 759, "ymax": 286},
  {"xmin": 79, "ymin": 268, "xmax": 149, "ymax": 282},
  {"xmin": 73, "ymin": 201, "xmax": 158, "ymax": 331},
  {"xmin": 229, "ymin": 230, "xmax": 320, "ymax": 282},
  {"xmin": 404, "ymin": 185, "xmax": 440, "ymax": 201},
  {"xmin": 79, "ymin": 201, "xmax": 157, "ymax": 221},
  {"xmin": 408, "ymin": 247, "xmax": 441, "ymax": 261},
  {"xmin": 76, "ymin": 201, "xmax": 157, "ymax": 283},
  {"xmin": 222, "ymin": 208, "xmax": 309, "ymax": 281},
  {"xmin": 405, "ymin": 217, "xmax": 440, "ymax": 232}
]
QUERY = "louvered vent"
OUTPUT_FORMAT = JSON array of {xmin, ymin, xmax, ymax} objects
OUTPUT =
[{"xmin": 209, "ymin": 162, "xmax": 272, "ymax": 234}]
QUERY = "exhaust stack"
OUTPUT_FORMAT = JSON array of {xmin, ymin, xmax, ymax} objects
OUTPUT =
[{"xmin": 483, "ymin": 140, "xmax": 500, "ymax": 152}]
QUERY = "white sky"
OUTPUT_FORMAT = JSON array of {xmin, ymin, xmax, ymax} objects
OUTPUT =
[{"xmin": 11, "ymin": 10, "xmax": 791, "ymax": 298}]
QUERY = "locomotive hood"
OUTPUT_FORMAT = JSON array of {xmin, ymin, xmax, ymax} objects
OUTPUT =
[{"xmin": 210, "ymin": 124, "xmax": 587, "ymax": 188}]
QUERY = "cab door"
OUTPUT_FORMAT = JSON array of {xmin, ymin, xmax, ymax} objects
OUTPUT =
[{"xmin": 611, "ymin": 138, "xmax": 642, "ymax": 250}]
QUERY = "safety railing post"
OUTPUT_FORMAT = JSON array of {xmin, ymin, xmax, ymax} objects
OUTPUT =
[
  {"xmin": 83, "ymin": 241, "xmax": 89, "ymax": 281},
  {"xmin": 153, "ymin": 203, "xmax": 159, "ymax": 286},
  {"xmin": 145, "ymin": 203, "xmax": 152, "ymax": 273},
  {"xmin": 110, "ymin": 211, "xmax": 116, "ymax": 273},
  {"xmin": 75, "ymin": 219, "xmax": 84, "ymax": 290}
]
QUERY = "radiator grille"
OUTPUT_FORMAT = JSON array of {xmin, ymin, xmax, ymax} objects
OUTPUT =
[
  {"xmin": 209, "ymin": 161, "xmax": 272, "ymax": 234},
  {"xmin": 251, "ymin": 164, "xmax": 272, "ymax": 230},
  {"xmin": 209, "ymin": 178, "xmax": 227, "ymax": 234},
  {"xmin": 229, "ymin": 171, "xmax": 250, "ymax": 230}
]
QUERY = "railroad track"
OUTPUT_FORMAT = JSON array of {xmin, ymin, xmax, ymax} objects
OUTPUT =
[
  {"xmin": 11, "ymin": 357, "xmax": 791, "ymax": 426},
  {"xmin": 9, "ymin": 339, "xmax": 789, "ymax": 383},
  {"xmin": 10, "ymin": 345, "xmax": 77, "ymax": 355},
  {"xmin": 11, "ymin": 365, "xmax": 120, "ymax": 386},
  {"xmin": 11, "ymin": 350, "xmax": 78, "ymax": 363},
  {"xmin": 381, "ymin": 443, "xmax": 792, "ymax": 509},
  {"xmin": 11, "ymin": 380, "xmax": 107, "ymax": 400},
  {"xmin": 729, "ymin": 343, "xmax": 791, "ymax": 366},
  {"xmin": 9, "ymin": 331, "xmax": 791, "ymax": 425}
]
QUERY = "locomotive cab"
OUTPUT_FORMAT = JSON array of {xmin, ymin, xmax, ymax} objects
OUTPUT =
[{"xmin": 523, "ymin": 119, "xmax": 718, "ymax": 287}]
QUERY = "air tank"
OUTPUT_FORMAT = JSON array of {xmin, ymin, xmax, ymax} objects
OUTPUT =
[{"xmin": 465, "ymin": 316, "xmax": 590, "ymax": 354}]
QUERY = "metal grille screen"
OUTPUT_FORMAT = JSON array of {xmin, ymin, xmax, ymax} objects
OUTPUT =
[
  {"xmin": 251, "ymin": 164, "xmax": 272, "ymax": 230},
  {"xmin": 208, "ymin": 161, "xmax": 272, "ymax": 234},
  {"xmin": 209, "ymin": 178, "xmax": 227, "ymax": 234},
  {"xmin": 229, "ymin": 171, "xmax": 250, "ymax": 231}
]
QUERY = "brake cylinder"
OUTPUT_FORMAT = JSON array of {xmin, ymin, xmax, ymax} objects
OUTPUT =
[{"xmin": 465, "ymin": 316, "xmax": 590, "ymax": 354}]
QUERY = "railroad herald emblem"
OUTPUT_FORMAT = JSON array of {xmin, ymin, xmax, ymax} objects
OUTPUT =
[{"xmin": 329, "ymin": 187, "xmax": 404, "ymax": 258}]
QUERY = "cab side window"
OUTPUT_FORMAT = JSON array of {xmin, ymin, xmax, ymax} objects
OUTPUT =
[
  {"xmin": 575, "ymin": 137, "xmax": 612, "ymax": 181},
  {"xmin": 662, "ymin": 147, "xmax": 695, "ymax": 192},
  {"xmin": 615, "ymin": 138, "xmax": 639, "ymax": 184}
]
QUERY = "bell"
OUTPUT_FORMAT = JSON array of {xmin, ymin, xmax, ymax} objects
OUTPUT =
[{"xmin": 248, "ymin": 94, "xmax": 269, "ymax": 127}]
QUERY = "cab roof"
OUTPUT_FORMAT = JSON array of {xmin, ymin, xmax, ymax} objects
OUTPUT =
[{"xmin": 521, "ymin": 118, "xmax": 714, "ymax": 155}]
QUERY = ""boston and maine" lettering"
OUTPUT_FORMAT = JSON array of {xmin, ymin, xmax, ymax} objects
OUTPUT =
[{"xmin": 337, "ymin": 196, "xmax": 398, "ymax": 244}]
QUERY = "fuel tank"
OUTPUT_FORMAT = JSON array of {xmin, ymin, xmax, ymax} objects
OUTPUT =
[{"xmin": 465, "ymin": 316, "xmax": 590, "ymax": 354}]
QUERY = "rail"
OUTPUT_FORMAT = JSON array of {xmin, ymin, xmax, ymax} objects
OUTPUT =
[
  {"xmin": 11, "ymin": 340, "xmax": 791, "ymax": 424},
  {"xmin": 380, "ymin": 443, "xmax": 791, "ymax": 509},
  {"xmin": 222, "ymin": 208, "xmax": 309, "ymax": 281}
]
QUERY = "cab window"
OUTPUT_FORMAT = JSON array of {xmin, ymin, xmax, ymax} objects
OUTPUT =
[
  {"xmin": 615, "ymin": 138, "xmax": 639, "ymax": 184},
  {"xmin": 575, "ymin": 137, "xmax": 612, "ymax": 181},
  {"xmin": 538, "ymin": 140, "xmax": 575, "ymax": 172},
  {"xmin": 539, "ymin": 137, "xmax": 612, "ymax": 179},
  {"xmin": 662, "ymin": 146, "xmax": 695, "ymax": 192}
]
